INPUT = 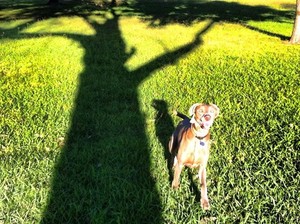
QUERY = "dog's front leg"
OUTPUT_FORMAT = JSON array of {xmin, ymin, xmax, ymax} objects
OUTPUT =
[
  {"xmin": 172, "ymin": 160, "xmax": 183, "ymax": 189},
  {"xmin": 199, "ymin": 166, "xmax": 210, "ymax": 210}
]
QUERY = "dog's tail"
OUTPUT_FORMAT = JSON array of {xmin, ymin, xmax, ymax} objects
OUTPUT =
[{"xmin": 173, "ymin": 110, "xmax": 189, "ymax": 120}]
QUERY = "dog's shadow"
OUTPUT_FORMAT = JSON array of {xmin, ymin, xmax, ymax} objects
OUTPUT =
[
  {"xmin": 187, "ymin": 170, "xmax": 201, "ymax": 202},
  {"xmin": 152, "ymin": 100, "xmax": 201, "ymax": 201},
  {"xmin": 152, "ymin": 100, "xmax": 175, "ymax": 184}
]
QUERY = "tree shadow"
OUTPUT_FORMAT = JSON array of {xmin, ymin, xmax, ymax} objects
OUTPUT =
[
  {"xmin": 0, "ymin": 1, "xmax": 295, "ymax": 222},
  {"xmin": 1, "ymin": 0, "xmax": 294, "ymax": 39},
  {"xmin": 0, "ymin": 1, "xmax": 92, "ymax": 20},
  {"xmin": 132, "ymin": 0, "xmax": 294, "ymax": 39},
  {"xmin": 134, "ymin": 0, "xmax": 294, "ymax": 25},
  {"xmin": 41, "ymin": 11, "xmax": 161, "ymax": 223},
  {"xmin": 242, "ymin": 23, "xmax": 289, "ymax": 40},
  {"xmin": 3, "ymin": 6, "xmax": 211, "ymax": 223}
]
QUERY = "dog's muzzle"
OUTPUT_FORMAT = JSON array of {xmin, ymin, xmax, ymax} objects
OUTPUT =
[
  {"xmin": 203, "ymin": 114, "xmax": 211, "ymax": 121},
  {"xmin": 200, "ymin": 114, "xmax": 213, "ymax": 129}
]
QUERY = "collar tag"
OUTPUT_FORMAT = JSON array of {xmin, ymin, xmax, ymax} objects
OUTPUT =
[{"xmin": 200, "ymin": 141, "xmax": 205, "ymax": 147}]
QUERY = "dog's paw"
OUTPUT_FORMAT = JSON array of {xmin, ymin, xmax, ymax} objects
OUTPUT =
[
  {"xmin": 201, "ymin": 199, "xmax": 210, "ymax": 210},
  {"xmin": 171, "ymin": 181, "xmax": 179, "ymax": 189}
]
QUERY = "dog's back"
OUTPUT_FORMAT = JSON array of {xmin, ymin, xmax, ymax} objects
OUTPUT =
[{"xmin": 168, "ymin": 112, "xmax": 190, "ymax": 155}]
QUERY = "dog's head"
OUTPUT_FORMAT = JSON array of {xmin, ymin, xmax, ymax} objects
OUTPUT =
[{"xmin": 189, "ymin": 103, "xmax": 220, "ymax": 131}]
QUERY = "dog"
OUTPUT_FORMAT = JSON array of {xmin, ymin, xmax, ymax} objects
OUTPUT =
[{"xmin": 168, "ymin": 103, "xmax": 220, "ymax": 210}]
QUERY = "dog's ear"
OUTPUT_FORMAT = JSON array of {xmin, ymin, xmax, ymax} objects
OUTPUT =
[
  {"xmin": 190, "ymin": 116, "xmax": 197, "ymax": 124},
  {"xmin": 210, "ymin": 104, "xmax": 220, "ymax": 118},
  {"xmin": 188, "ymin": 103, "xmax": 201, "ymax": 116}
]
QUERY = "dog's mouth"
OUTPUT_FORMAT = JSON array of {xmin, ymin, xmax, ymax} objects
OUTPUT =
[
  {"xmin": 191, "ymin": 114, "xmax": 214, "ymax": 130},
  {"xmin": 200, "ymin": 121, "xmax": 212, "ymax": 129},
  {"xmin": 200, "ymin": 114, "xmax": 213, "ymax": 129}
]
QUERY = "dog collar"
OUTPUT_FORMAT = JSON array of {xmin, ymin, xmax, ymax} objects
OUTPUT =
[
  {"xmin": 191, "ymin": 125, "xmax": 209, "ymax": 139},
  {"xmin": 196, "ymin": 135, "xmax": 209, "ymax": 141}
]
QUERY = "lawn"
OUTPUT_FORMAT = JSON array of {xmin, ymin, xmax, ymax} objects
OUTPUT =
[{"xmin": 0, "ymin": 0, "xmax": 299, "ymax": 223}]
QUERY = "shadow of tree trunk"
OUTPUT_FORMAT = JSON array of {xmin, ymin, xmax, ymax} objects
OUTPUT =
[
  {"xmin": 41, "ymin": 12, "xmax": 161, "ymax": 223},
  {"xmin": 40, "ymin": 10, "xmax": 213, "ymax": 223}
]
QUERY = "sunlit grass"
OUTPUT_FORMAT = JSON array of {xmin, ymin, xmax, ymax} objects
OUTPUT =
[
  {"xmin": 1, "ymin": 0, "xmax": 300, "ymax": 223},
  {"xmin": 232, "ymin": 0, "xmax": 295, "ymax": 9}
]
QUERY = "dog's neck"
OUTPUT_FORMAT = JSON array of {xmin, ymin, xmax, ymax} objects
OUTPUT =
[{"xmin": 191, "ymin": 124, "xmax": 210, "ymax": 139}]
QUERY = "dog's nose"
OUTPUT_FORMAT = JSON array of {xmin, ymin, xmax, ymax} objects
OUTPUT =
[{"xmin": 203, "ymin": 114, "xmax": 211, "ymax": 121}]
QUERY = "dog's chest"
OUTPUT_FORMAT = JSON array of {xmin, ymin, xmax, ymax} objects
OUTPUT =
[{"xmin": 181, "ymin": 139, "xmax": 209, "ymax": 168}]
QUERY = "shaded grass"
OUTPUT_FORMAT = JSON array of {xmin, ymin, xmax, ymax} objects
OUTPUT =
[{"xmin": 1, "ymin": 0, "xmax": 300, "ymax": 223}]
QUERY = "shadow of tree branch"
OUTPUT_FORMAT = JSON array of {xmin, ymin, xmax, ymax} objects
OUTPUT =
[
  {"xmin": 242, "ymin": 23, "xmax": 290, "ymax": 41},
  {"xmin": 133, "ymin": 0, "xmax": 294, "ymax": 26}
]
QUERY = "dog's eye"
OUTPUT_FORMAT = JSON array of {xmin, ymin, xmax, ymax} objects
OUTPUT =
[
  {"xmin": 209, "ymin": 109, "xmax": 215, "ymax": 114},
  {"xmin": 198, "ymin": 109, "xmax": 204, "ymax": 114}
]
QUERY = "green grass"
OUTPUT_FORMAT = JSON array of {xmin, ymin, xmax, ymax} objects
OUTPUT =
[{"xmin": 0, "ymin": 0, "xmax": 300, "ymax": 223}]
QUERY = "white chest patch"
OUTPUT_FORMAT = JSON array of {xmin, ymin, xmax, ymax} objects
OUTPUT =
[{"xmin": 195, "ymin": 140, "xmax": 207, "ymax": 150}]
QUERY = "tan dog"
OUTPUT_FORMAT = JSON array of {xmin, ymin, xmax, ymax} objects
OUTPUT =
[{"xmin": 169, "ymin": 103, "xmax": 220, "ymax": 210}]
